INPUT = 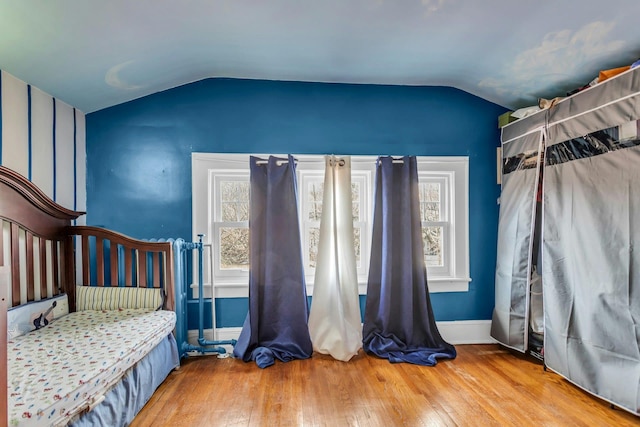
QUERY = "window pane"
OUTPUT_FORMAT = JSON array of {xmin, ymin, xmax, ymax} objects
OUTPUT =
[
  {"xmin": 308, "ymin": 182, "xmax": 323, "ymax": 221},
  {"xmin": 220, "ymin": 181, "xmax": 250, "ymax": 221},
  {"xmin": 419, "ymin": 182, "xmax": 441, "ymax": 222},
  {"xmin": 221, "ymin": 182, "xmax": 249, "ymax": 201},
  {"xmin": 309, "ymin": 227, "xmax": 359, "ymax": 268},
  {"xmin": 236, "ymin": 201, "xmax": 249, "ymax": 222},
  {"xmin": 353, "ymin": 227, "xmax": 361, "ymax": 264},
  {"xmin": 309, "ymin": 202, "xmax": 323, "ymax": 221},
  {"xmin": 220, "ymin": 227, "xmax": 249, "ymax": 269},
  {"xmin": 221, "ymin": 203, "xmax": 236, "ymax": 221},
  {"xmin": 308, "ymin": 227, "xmax": 320, "ymax": 268},
  {"xmin": 352, "ymin": 202, "xmax": 360, "ymax": 222},
  {"xmin": 422, "ymin": 226, "xmax": 443, "ymax": 267},
  {"xmin": 351, "ymin": 182, "xmax": 360, "ymax": 221},
  {"xmin": 221, "ymin": 182, "xmax": 235, "ymax": 202},
  {"xmin": 421, "ymin": 202, "xmax": 440, "ymax": 222},
  {"xmin": 420, "ymin": 182, "xmax": 440, "ymax": 202}
]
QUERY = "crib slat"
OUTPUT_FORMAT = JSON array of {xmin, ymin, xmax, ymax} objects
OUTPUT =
[
  {"xmin": 10, "ymin": 223, "xmax": 20, "ymax": 307},
  {"xmin": 40, "ymin": 238, "xmax": 48, "ymax": 298},
  {"xmin": 52, "ymin": 241, "xmax": 60, "ymax": 296},
  {"xmin": 82, "ymin": 235, "xmax": 89, "ymax": 285},
  {"xmin": 164, "ymin": 251, "xmax": 174, "ymax": 311},
  {"xmin": 124, "ymin": 247, "xmax": 133, "ymax": 286},
  {"xmin": 110, "ymin": 242, "xmax": 119, "ymax": 286},
  {"xmin": 153, "ymin": 252, "xmax": 160, "ymax": 289},
  {"xmin": 26, "ymin": 231, "xmax": 35, "ymax": 302},
  {"xmin": 138, "ymin": 251, "xmax": 147, "ymax": 287},
  {"xmin": 0, "ymin": 259, "xmax": 6, "ymax": 426},
  {"xmin": 62, "ymin": 237, "xmax": 75, "ymax": 303},
  {"xmin": 0, "ymin": 221, "xmax": 4, "ymax": 267},
  {"xmin": 96, "ymin": 237, "xmax": 104, "ymax": 286}
]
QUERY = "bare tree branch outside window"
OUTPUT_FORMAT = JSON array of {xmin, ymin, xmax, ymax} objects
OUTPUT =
[
  {"xmin": 220, "ymin": 228, "xmax": 250, "ymax": 269},
  {"xmin": 217, "ymin": 176, "xmax": 441, "ymax": 271},
  {"xmin": 219, "ymin": 181, "xmax": 250, "ymax": 269},
  {"xmin": 419, "ymin": 182, "xmax": 443, "ymax": 267}
]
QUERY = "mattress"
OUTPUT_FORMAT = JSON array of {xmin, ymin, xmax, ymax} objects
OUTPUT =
[
  {"xmin": 69, "ymin": 334, "xmax": 179, "ymax": 427},
  {"xmin": 8, "ymin": 309, "xmax": 176, "ymax": 427}
]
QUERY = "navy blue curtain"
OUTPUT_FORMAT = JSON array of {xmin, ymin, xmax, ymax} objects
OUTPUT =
[
  {"xmin": 362, "ymin": 156, "xmax": 456, "ymax": 366},
  {"xmin": 233, "ymin": 155, "xmax": 313, "ymax": 368}
]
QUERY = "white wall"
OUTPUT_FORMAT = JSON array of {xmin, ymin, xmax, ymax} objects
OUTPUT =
[{"xmin": 0, "ymin": 70, "xmax": 86, "ymax": 224}]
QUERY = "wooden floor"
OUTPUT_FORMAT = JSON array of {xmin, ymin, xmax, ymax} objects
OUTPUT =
[{"xmin": 131, "ymin": 344, "xmax": 639, "ymax": 427}]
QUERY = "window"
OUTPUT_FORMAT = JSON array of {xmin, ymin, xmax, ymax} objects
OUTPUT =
[
  {"xmin": 415, "ymin": 158, "xmax": 469, "ymax": 291},
  {"xmin": 213, "ymin": 174, "xmax": 250, "ymax": 275},
  {"xmin": 193, "ymin": 154, "xmax": 469, "ymax": 297}
]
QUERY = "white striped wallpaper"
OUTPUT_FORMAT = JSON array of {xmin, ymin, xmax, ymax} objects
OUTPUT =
[
  {"xmin": 0, "ymin": 70, "xmax": 86, "ymax": 224},
  {"xmin": 1, "ymin": 72, "xmax": 29, "ymax": 178},
  {"xmin": 30, "ymin": 86, "xmax": 54, "ymax": 198}
]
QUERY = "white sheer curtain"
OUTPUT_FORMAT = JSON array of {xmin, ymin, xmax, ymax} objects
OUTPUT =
[{"xmin": 308, "ymin": 155, "xmax": 362, "ymax": 361}]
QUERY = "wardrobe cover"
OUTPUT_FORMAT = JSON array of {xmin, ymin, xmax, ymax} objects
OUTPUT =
[
  {"xmin": 544, "ymin": 135, "xmax": 640, "ymax": 415},
  {"xmin": 491, "ymin": 131, "xmax": 541, "ymax": 352},
  {"xmin": 496, "ymin": 66, "xmax": 640, "ymax": 415}
]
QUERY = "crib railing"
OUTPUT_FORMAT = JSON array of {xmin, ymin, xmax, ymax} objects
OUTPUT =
[
  {"xmin": 72, "ymin": 230, "xmax": 236, "ymax": 360},
  {"xmin": 69, "ymin": 226, "xmax": 175, "ymax": 312}
]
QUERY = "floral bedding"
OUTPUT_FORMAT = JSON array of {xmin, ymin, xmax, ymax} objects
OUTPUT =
[{"xmin": 8, "ymin": 309, "xmax": 176, "ymax": 427}]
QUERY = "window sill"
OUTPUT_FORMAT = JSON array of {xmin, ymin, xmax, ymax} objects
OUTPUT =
[
  {"xmin": 192, "ymin": 277, "xmax": 471, "ymax": 299},
  {"xmin": 427, "ymin": 277, "xmax": 471, "ymax": 293},
  {"xmin": 190, "ymin": 282, "xmax": 245, "ymax": 299}
]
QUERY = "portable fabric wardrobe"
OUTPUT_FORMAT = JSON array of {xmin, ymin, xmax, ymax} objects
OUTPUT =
[{"xmin": 492, "ymin": 66, "xmax": 640, "ymax": 415}]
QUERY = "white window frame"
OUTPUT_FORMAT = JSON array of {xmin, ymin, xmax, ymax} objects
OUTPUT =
[
  {"xmin": 211, "ymin": 172, "xmax": 250, "ymax": 279},
  {"xmin": 419, "ymin": 172, "xmax": 452, "ymax": 277},
  {"xmin": 414, "ymin": 157, "xmax": 470, "ymax": 291},
  {"xmin": 192, "ymin": 154, "xmax": 252, "ymax": 299},
  {"xmin": 299, "ymin": 171, "xmax": 324, "ymax": 279},
  {"xmin": 192, "ymin": 153, "xmax": 470, "ymax": 298}
]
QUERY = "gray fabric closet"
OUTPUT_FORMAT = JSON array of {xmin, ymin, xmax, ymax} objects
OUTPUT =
[{"xmin": 492, "ymin": 66, "xmax": 640, "ymax": 416}]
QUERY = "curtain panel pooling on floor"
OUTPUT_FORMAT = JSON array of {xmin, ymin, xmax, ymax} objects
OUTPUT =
[
  {"xmin": 362, "ymin": 156, "xmax": 456, "ymax": 366},
  {"xmin": 308, "ymin": 156, "xmax": 362, "ymax": 361},
  {"xmin": 233, "ymin": 155, "xmax": 313, "ymax": 368}
]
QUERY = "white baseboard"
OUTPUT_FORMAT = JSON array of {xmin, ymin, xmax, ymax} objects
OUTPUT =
[
  {"xmin": 187, "ymin": 328, "xmax": 241, "ymax": 355},
  {"xmin": 187, "ymin": 328, "xmax": 242, "ymax": 345},
  {"xmin": 436, "ymin": 320, "xmax": 496, "ymax": 344},
  {"xmin": 187, "ymin": 320, "xmax": 494, "ymax": 347}
]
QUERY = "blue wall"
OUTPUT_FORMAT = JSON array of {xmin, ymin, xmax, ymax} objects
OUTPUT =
[{"xmin": 86, "ymin": 78, "xmax": 507, "ymax": 327}]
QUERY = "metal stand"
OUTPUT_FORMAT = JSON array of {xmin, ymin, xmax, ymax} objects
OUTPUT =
[{"xmin": 174, "ymin": 235, "xmax": 237, "ymax": 358}]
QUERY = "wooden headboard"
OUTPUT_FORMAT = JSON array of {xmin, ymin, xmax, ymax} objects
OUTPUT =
[
  {"xmin": 0, "ymin": 166, "xmax": 82, "ymax": 307},
  {"xmin": 1, "ymin": 165, "xmax": 82, "ymax": 425},
  {"xmin": 0, "ymin": 165, "xmax": 176, "ymax": 310},
  {"xmin": 1, "ymin": 165, "xmax": 177, "ymax": 423}
]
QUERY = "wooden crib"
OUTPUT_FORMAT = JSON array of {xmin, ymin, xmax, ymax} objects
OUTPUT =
[{"xmin": 1, "ymin": 165, "xmax": 179, "ymax": 426}]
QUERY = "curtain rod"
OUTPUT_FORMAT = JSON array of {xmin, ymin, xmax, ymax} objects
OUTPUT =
[
  {"xmin": 220, "ymin": 155, "xmax": 408, "ymax": 165},
  {"xmin": 328, "ymin": 157, "xmax": 346, "ymax": 167},
  {"xmin": 254, "ymin": 159, "xmax": 405, "ymax": 166},
  {"xmin": 254, "ymin": 159, "xmax": 293, "ymax": 166}
]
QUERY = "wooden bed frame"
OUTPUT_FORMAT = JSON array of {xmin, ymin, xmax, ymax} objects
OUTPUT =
[{"xmin": 0, "ymin": 165, "xmax": 176, "ymax": 425}]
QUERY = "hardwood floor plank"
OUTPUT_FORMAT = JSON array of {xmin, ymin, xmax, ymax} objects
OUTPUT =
[{"xmin": 130, "ymin": 345, "xmax": 639, "ymax": 427}]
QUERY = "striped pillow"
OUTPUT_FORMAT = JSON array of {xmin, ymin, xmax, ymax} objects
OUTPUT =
[{"xmin": 76, "ymin": 286, "xmax": 163, "ymax": 311}]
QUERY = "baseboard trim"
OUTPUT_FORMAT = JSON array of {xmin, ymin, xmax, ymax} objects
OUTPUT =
[
  {"xmin": 436, "ymin": 320, "xmax": 496, "ymax": 344},
  {"xmin": 188, "ymin": 320, "xmax": 495, "ymax": 347}
]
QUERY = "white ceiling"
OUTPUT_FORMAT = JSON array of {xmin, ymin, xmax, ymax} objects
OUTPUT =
[{"xmin": 1, "ymin": 0, "xmax": 639, "ymax": 113}]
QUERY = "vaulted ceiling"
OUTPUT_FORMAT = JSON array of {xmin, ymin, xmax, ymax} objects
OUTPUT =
[{"xmin": 1, "ymin": 0, "xmax": 639, "ymax": 113}]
